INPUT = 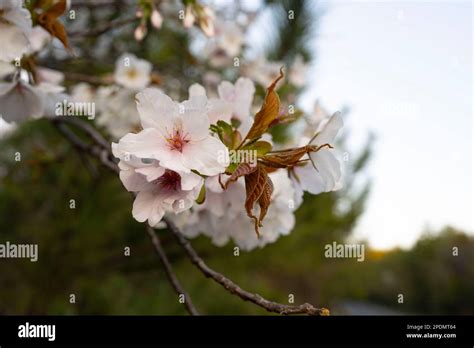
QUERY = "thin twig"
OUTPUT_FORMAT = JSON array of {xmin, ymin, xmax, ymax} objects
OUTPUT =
[
  {"xmin": 71, "ymin": 0, "xmax": 121, "ymax": 8},
  {"xmin": 51, "ymin": 119, "xmax": 118, "ymax": 173},
  {"xmin": 62, "ymin": 71, "xmax": 114, "ymax": 86},
  {"xmin": 53, "ymin": 116, "xmax": 112, "ymax": 150},
  {"xmin": 145, "ymin": 225, "xmax": 200, "ymax": 315},
  {"xmin": 163, "ymin": 217, "xmax": 329, "ymax": 316},
  {"xmin": 68, "ymin": 17, "xmax": 138, "ymax": 38}
]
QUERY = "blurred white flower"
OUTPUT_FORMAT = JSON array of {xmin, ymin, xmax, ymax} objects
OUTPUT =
[
  {"xmin": 188, "ymin": 77, "xmax": 255, "ymax": 132},
  {"xmin": 150, "ymin": 9, "xmax": 163, "ymax": 29},
  {"xmin": 96, "ymin": 86, "xmax": 140, "ymax": 139},
  {"xmin": 0, "ymin": 61, "xmax": 15, "ymax": 79},
  {"xmin": 288, "ymin": 55, "xmax": 308, "ymax": 88},
  {"xmin": 36, "ymin": 82, "xmax": 68, "ymax": 117},
  {"xmin": 308, "ymin": 100, "xmax": 329, "ymax": 133},
  {"xmin": 217, "ymin": 77, "xmax": 255, "ymax": 124},
  {"xmin": 0, "ymin": 80, "xmax": 44, "ymax": 123},
  {"xmin": 183, "ymin": 5, "xmax": 195, "ymax": 28},
  {"xmin": 243, "ymin": 56, "xmax": 282, "ymax": 87},
  {"xmin": 114, "ymin": 53, "xmax": 152, "ymax": 90},
  {"xmin": 183, "ymin": 3, "xmax": 215, "ymax": 37},
  {"xmin": 0, "ymin": 116, "xmax": 17, "ymax": 139},
  {"xmin": 290, "ymin": 112, "xmax": 344, "ymax": 198},
  {"xmin": 196, "ymin": 175, "xmax": 246, "ymax": 218},
  {"xmin": 232, "ymin": 171, "xmax": 299, "ymax": 250},
  {"xmin": 114, "ymin": 88, "xmax": 228, "ymax": 176},
  {"xmin": 71, "ymin": 83, "xmax": 95, "ymax": 104},
  {"xmin": 32, "ymin": 68, "xmax": 68, "ymax": 116},
  {"xmin": 198, "ymin": 5, "xmax": 215, "ymax": 37},
  {"xmin": 36, "ymin": 67, "xmax": 64, "ymax": 85},
  {"xmin": 215, "ymin": 21, "xmax": 243, "ymax": 57},
  {"xmin": 0, "ymin": 0, "xmax": 32, "ymax": 62},
  {"xmin": 134, "ymin": 23, "xmax": 147, "ymax": 41},
  {"xmin": 27, "ymin": 26, "xmax": 51, "ymax": 53},
  {"xmin": 204, "ymin": 20, "xmax": 244, "ymax": 67},
  {"xmin": 179, "ymin": 170, "xmax": 300, "ymax": 251}
]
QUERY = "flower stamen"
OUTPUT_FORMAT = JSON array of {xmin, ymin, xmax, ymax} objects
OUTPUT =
[{"xmin": 166, "ymin": 126, "xmax": 190, "ymax": 152}]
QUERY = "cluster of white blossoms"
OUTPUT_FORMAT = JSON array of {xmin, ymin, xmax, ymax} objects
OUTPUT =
[
  {"xmin": 70, "ymin": 53, "xmax": 153, "ymax": 139},
  {"xmin": 113, "ymin": 74, "xmax": 344, "ymax": 251},
  {"xmin": 0, "ymin": 0, "xmax": 68, "ymax": 127},
  {"xmin": 0, "ymin": 1, "xmax": 343, "ymax": 252}
]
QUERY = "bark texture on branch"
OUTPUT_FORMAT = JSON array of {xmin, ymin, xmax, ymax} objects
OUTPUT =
[{"xmin": 163, "ymin": 217, "xmax": 329, "ymax": 316}]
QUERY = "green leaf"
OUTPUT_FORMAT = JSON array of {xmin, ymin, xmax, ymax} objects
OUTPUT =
[
  {"xmin": 243, "ymin": 141, "xmax": 272, "ymax": 157},
  {"xmin": 196, "ymin": 184, "xmax": 206, "ymax": 204}
]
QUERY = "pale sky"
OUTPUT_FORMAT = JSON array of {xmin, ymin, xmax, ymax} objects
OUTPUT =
[{"xmin": 306, "ymin": 0, "xmax": 473, "ymax": 249}]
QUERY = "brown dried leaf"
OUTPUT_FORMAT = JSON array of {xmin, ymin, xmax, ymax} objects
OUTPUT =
[
  {"xmin": 258, "ymin": 174, "xmax": 273, "ymax": 224},
  {"xmin": 244, "ymin": 165, "xmax": 273, "ymax": 237},
  {"xmin": 37, "ymin": 0, "xmax": 70, "ymax": 50},
  {"xmin": 245, "ymin": 68, "xmax": 284, "ymax": 141},
  {"xmin": 260, "ymin": 145, "xmax": 316, "ymax": 168},
  {"xmin": 224, "ymin": 162, "xmax": 257, "ymax": 189}
]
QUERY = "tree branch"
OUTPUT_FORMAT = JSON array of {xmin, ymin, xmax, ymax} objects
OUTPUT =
[
  {"xmin": 145, "ymin": 225, "xmax": 200, "ymax": 315},
  {"xmin": 50, "ymin": 116, "xmax": 328, "ymax": 316},
  {"xmin": 52, "ymin": 119, "xmax": 119, "ymax": 173},
  {"xmin": 53, "ymin": 116, "xmax": 112, "ymax": 150},
  {"xmin": 52, "ymin": 117, "xmax": 200, "ymax": 314},
  {"xmin": 68, "ymin": 17, "xmax": 138, "ymax": 38},
  {"xmin": 163, "ymin": 217, "xmax": 329, "ymax": 316},
  {"xmin": 62, "ymin": 71, "xmax": 114, "ymax": 86}
]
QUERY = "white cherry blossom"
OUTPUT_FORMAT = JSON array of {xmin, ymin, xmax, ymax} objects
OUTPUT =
[
  {"xmin": 243, "ymin": 56, "xmax": 282, "ymax": 87},
  {"xmin": 71, "ymin": 83, "xmax": 95, "ymax": 104},
  {"xmin": 288, "ymin": 55, "xmax": 308, "ymax": 87},
  {"xmin": 112, "ymin": 144, "xmax": 204, "ymax": 227},
  {"xmin": 96, "ymin": 86, "xmax": 140, "ymax": 139},
  {"xmin": 114, "ymin": 88, "xmax": 228, "ymax": 176},
  {"xmin": 114, "ymin": 53, "xmax": 152, "ymax": 90}
]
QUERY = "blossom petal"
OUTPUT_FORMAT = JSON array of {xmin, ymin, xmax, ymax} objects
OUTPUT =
[
  {"xmin": 0, "ymin": 81, "xmax": 44, "ymax": 123},
  {"xmin": 182, "ymin": 136, "xmax": 228, "ymax": 176},
  {"xmin": 179, "ymin": 171, "xmax": 204, "ymax": 191},
  {"xmin": 136, "ymin": 88, "xmax": 177, "ymax": 132},
  {"xmin": 188, "ymin": 83, "xmax": 206, "ymax": 97},
  {"xmin": 115, "ymin": 128, "xmax": 164, "ymax": 158},
  {"xmin": 312, "ymin": 112, "xmax": 343, "ymax": 146},
  {"xmin": 120, "ymin": 169, "xmax": 151, "ymax": 192},
  {"xmin": 307, "ymin": 150, "xmax": 342, "ymax": 193},
  {"xmin": 0, "ymin": 23, "xmax": 30, "ymax": 62},
  {"xmin": 135, "ymin": 165, "xmax": 166, "ymax": 182},
  {"xmin": 133, "ymin": 191, "xmax": 155, "ymax": 222},
  {"xmin": 233, "ymin": 77, "xmax": 255, "ymax": 121},
  {"xmin": 208, "ymin": 98, "xmax": 232, "ymax": 124},
  {"xmin": 180, "ymin": 95, "xmax": 210, "ymax": 140},
  {"xmin": 217, "ymin": 81, "xmax": 234, "ymax": 102}
]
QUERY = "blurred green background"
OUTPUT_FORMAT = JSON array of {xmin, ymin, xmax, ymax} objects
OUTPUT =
[{"xmin": 0, "ymin": 0, "xmax": 472, "ymax": 315}]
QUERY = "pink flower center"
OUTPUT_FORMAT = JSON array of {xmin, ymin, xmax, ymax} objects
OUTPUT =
[
  {"xmin": 157, "ymin": 170, "xmax": 181, "ymax": 191},
  {"xmin": 166, "ymin": 127, "xmax": 190, "ymax": 152}
]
